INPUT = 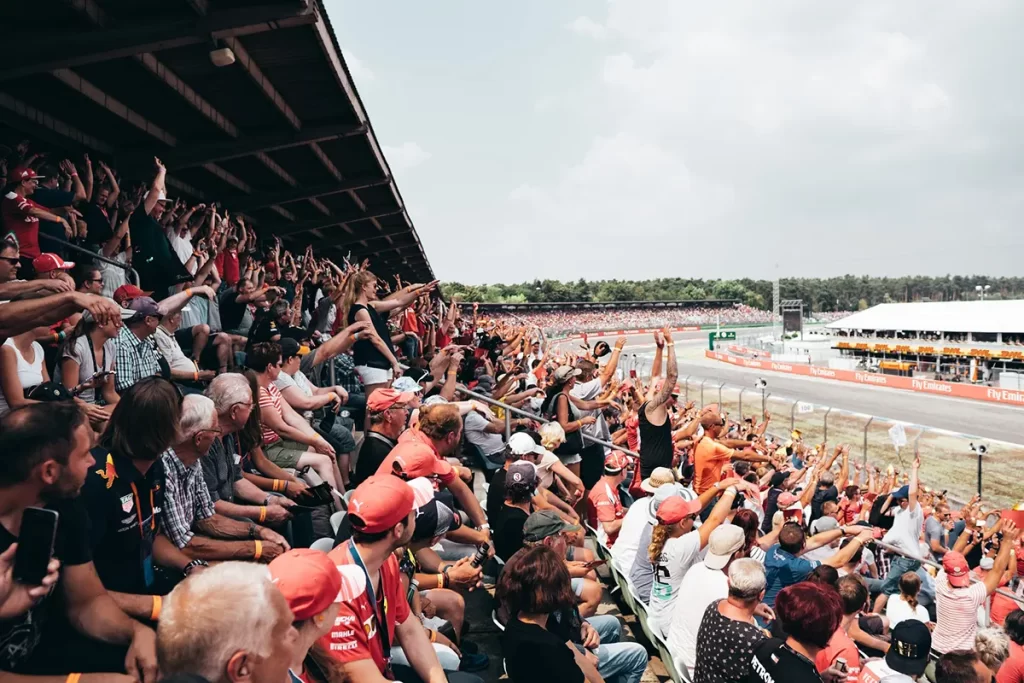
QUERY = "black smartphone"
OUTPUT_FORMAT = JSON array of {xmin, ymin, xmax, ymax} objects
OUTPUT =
[{"xmin": 13, "ymin": 507, "xmax": 58, "ymax": 584}]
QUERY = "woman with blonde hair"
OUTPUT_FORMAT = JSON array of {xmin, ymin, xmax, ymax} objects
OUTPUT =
[{"xmin": 885, "ymin": 571, "xmax": 930, "ymax": 627}]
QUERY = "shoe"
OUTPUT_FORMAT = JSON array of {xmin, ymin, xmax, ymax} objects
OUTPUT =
[{"xmin": 459, "ymin": 651, "xmax": 489, "ymax": 673}]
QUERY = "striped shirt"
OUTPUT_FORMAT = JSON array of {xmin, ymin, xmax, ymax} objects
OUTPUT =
[
  {"xmin": 932, "ymin": 573, "xmax": 988, "ymax": 654},
  {"xmin": 258, "ymin": 383, "xmax": 285, "ymax": 445}
]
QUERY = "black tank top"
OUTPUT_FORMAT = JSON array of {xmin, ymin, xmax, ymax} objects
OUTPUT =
[
  {"xmin": 638, "ymin": 400, "xmax": 673, "ymax": 479},
  {"xmin": 348, "ymin": 303, "xmax": 395, "ymax": 368}
]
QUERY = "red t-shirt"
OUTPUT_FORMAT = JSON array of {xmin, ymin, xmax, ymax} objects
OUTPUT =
[
  {"xmin": 377, "ymin": 429, "xmax": 456, "ymax": 488},
  {"xmin": 841, "ymin": 499, "xmax": 863, "ymax": 525},
  {"xmin": 815, "ymin": 627, "xmax": 861, "ymax": 682},
  {"xmin": 215, "ymin": 250, "xmax": 240, "ymax": 286},
  {"xmin": 587, "ymin": 479, "xmax": 624, "ymax": 546},
  {"xmin": 323, "ymin": 541, "xmax": 411, "ymax": 676},
  {"xmin": 625, "ymin": 416, "xmax": 640, "ymax": 453},
  {"xmin": 2, "ymin": 191, "xmax": 42, "ymax": 258}
]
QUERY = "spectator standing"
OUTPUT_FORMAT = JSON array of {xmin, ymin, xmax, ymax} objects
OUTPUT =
[
  {"xmin": 638, "ymin": 329, "xmax": 677, "ymax": 479},
  {"xmin": 130, "ymin": 158, "xmax": 191, "ymax": 295},
  {"xmin": 926, "ymin": 502, "xmax": 952, "ymax": 562},
  {"xmin": 351, "ymin": 387, "xmax": 413, "ymax": 488},
  {"xmin": 691, "ymin": 558, "xmax": 769, "ymax": 683},
  {"xmin": 571, "ymin": 345, "xmax": 624, "ymax": 489},
  {"xmin": 80, "ymin": 158, "xmax": 119, "ymax": 247},
  {"xmin": 744, "ymin": 581, "xmax": 844, "ymax": 683},
  {"xmin": 932, "ymin": 521, "xmax": 1021, "ymax": 659},
  {"xmin": 875, "ymin": 458, "xmax": 925, "ymax": 612},
  {"xmin": 0, "ymin": 402, "xmax": 158, "ymax": 680},
  {"xmin": 156, "ymin": 562, "xmax": 299, "ymax": 683},
  {"xmin": 114, "ymin": 296, "xmax": 163, "ymax": 393},
  {"xmin": 2, "ymin": 166, "xmax": 72, "ymax": 271},
  {"xmin": 540, "ymin": 365, "xmax": 593, "ymax": 478},
  {"xmin": 31, "ymin": 160, "xmax": 85, "ymax": 258},
  {"xmin": 857, "ymin": 620, "xmax": 931, "ymax": 682}
]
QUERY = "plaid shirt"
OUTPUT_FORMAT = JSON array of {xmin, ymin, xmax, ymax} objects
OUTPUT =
[
  {"xmin": 114, "ymin": 325, "xmax": 160, "ymax": 393},
  {"xmin": 333, "ymin": 352, "xmax": 363, "ymax": 394},
  {"xmin": 160, "ymin": 448, "xmax": 215, "ymax": 549}
]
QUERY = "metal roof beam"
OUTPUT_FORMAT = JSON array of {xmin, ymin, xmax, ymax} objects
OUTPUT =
[
  {"xmin": 150, "ymin": 122, "xmax": 366, "ymax": 169},
  {"xmin": 225, "ymin": 177, "xmax": 389, "ymax": 213},
  {"xmin": 0, "ymin": 3, "xmax": 317, "ymax": 81},
  {"xmin": 264, "ymin": 208, "xmax": 404, "ymax": 239},
  {"xmin": 320, "ymin": 226, "xmax": 412, "ymax": 248}
]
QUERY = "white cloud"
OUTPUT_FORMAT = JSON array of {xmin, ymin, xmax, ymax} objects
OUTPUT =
[
  {"xmin": 568, "ymin": 16, "xmax": 608, "ymax": 40},
  {"xmin": 382, "ymin": 142, "xmax": 431, "ymax": 172},
  {"xmin": 345, "ymin": 52, "xmax": 375, "ymax": 83}
]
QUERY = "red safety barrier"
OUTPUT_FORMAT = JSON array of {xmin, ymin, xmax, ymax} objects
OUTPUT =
[{"xmin": 705, "ymin": 350, "xmax": 1024, "ymax": 407}]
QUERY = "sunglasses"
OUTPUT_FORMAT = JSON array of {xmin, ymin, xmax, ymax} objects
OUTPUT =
[{"xmin": 0, "ymin": 257, "xmax": 19, "ymax": 266}]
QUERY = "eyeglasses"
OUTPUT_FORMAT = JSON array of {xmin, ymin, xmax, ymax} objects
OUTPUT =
[
  {"xmin": 196, "ymin": 427, "xmax": 223, "ymax": 436},
  {"xmin": 0, "ymin": 257, "xmax": 19, "ymax": 266}
]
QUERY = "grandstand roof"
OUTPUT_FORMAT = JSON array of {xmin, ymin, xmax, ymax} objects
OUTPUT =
[
  {"xmin": 826, "ymin": 300, "xmax": 1024, "ymax": 334},
  {"xmin": 0, "ymin": 0, "xmax": 432, "ymax": 281}
]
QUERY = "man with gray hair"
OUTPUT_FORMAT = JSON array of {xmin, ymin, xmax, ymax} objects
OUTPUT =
[
  {"xmin": 161, "ymin": 394, "xmax": 290, "ymax": 563},
  {"xmin": 157, "ymin": 562, "xmax": 298, "ymax": 683},
  {"xmin": 692, "ymin": 558, "xmax": 769, "ymax": 682}
]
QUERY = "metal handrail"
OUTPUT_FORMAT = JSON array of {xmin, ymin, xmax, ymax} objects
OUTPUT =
[
  {"xmin": 455, "ymin": 386, "xmax": 640, "ymax": 459},
  {"xmin": 37, "ymin": 232, "xmax": 140, "ymax": 286}
]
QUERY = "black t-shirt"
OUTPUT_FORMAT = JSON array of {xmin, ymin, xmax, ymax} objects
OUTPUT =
[
  {"xmin": 869, "ymin": 495, "xmax": 895, "ymax": 530},
  {"xmin": 31, "ymin": 187, "xmax": 76, "ymax": 255},
  {"xmin": 80, "ymin": 202, "xmax": 113, "ymax": 247},
  {"xmin": 810, "ymin": 485, "xmax": 838, "ymax": 525},
  {"xmin": 218, "ymin": 287, "xmax": 249, "ymax": 332},
  {"xmin": 502, "ymin": 618, "xmax": 584, "ymax": 683},
  {"xmin": 638, "ymin": 400, "xmax": 673, "ymax": 479},
  {"xmin": 246, "ymin": 315, "xmax": 282, "ymax": 353},
  {"xmin": 494, "ymin": 504, "xmax": 530, "ymax": 562},
  {"xmin": 80, "ymin": 446, "xmax": 164, "ymax": 595},
  {"xmin": 743, "ymin": 638, "xmax": 822, "ymax": 683},
  {"xmin": 348, "ymin": 303, "xmax": 394, "ymax": 369},
  {"xmin": 0, "ymin": 497, "xmax": 93, "ymax": 672},
  {"xmin": 130, "ymin": 208, "xmax": 190, "ymax": 296},
  {"xmin": 351, "ymin": 432, "xmax": 396, "ymax": 488},
  {"xmin": 486, "ymin": 467, "xmax": 507, "ymax": 524},
  {"xmin": 762, "ymin": 487, "xmax": 783, "ymax": 533}
]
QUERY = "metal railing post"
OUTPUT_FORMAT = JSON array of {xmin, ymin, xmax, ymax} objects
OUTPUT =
[
  {"xmin": 823, "ymin": 407, "xmax": 832, "ymax": 442},
  {"xmin": 683, "ymin": 375, "xmax": 690, "ymax": 403},
  {"xmin": 700, "ymin": 379, "xmax": 708, "ymax": 407},
  {"xmin": 790, "ymin": 401, "xmax": 797, "ymax": 431},
  {"xmin": 738, "ymin": 389, "xmax": 743, "ymax": 420},
  {"xmin": 863, "ymin": 416, "xmax": 874, "ymax": 466},
  {"xmin": 329, "ymin": 360, "xmax": 337, "ymax": 387},
  {"xmin": 718, "ymin": 383, "xmax": 723, "ymax": 407},
  {"xmin": 504, "ymin": 410, "xmax": 512, "ymax": 441}
]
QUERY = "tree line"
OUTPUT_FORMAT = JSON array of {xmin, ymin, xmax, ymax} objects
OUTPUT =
[{"xmin": 442, "ymin": 276, "xmax": 1024, "ymax": 312}]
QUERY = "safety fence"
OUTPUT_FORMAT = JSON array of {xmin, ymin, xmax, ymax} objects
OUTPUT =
[{"xmin": 38, "ymin": 233, "xmax": 140, "ymax": 285}]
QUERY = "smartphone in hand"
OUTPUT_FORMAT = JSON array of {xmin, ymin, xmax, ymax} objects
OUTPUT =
[{"xmin": 13, "ymin": 507, "xmax": 58, "ymax": 585}]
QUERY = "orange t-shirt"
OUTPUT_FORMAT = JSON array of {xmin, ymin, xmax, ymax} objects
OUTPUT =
[
  {"xmin": 694, "ymin": 437, "xmax": 733, "ymax": 494},
  {"xmin": 815, "ymin": 628, "xmax": 861, "ymax": 682}
]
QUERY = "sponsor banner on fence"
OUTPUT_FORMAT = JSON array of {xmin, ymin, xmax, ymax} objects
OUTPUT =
[
  {"xmin": 584, "ymin": 326, "xmax": 701, "ymax": 338},
  {"xmin": 705, "ymin": 350, "xmax": 1024, "ymax": 408}
]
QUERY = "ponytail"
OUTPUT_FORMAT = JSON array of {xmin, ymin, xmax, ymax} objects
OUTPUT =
[
  {"xmin": 648, "ymin": 523, "xmax": 672, "ymax": 564},
  {"xmin": 339, "ymin": 270, "xmax": 375, "ymax": 330},
  {"xmin": 899, "ymin": 571, "xmax": 920, "ymax": 610}
]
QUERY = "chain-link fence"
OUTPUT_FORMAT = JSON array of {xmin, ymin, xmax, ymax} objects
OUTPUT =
[{"xmin": 678, "ymin": 373, "xmax": 1024, "ymax": 508}]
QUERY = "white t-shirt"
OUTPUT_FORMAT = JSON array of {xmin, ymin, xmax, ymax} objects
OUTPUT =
[
  {"xmin": 0, "ymin": 338, "xmax": 45, "ymax": 416},
  {"xmin": 612, "ymin": 498, "xmax": 656, "ymax": 576},
  {"xmin": 153, "ymin": 326, "xmax": 194, "ymax": 374},
  {"xmin": 166, "ymin": 228, "xmax": 195, "ymax": 272},
  {"xmin": 274, "ymin": 370, "xmax": 317, "ymax": 421},
  {"xmin": 463, "ymin": 410, "xmax": 505, "ymax": 457},
  {"xmin": 535, "ymin": 450, "xmax": 561, "ymax": 490},
  {"xmin": 54, "ymin": 335, "xmax": 116, "ymax": 404},
  {"xmin": 98, "ymin": 251, "xmax": 129, "ymax": 299},
  {"xmin": 666, "ymin": 562, "xmax": 729, "ymax": 674},
  {"xmin": 648, "ymin": 530, "xmax": 703, "ymax": 637},
  {"xmin": 885, "ymin": 594, "xmax": 930, "ymax": 628},
  {"xmin": 857, "ymin": 658, "xmax": 916, "ymax": 683},
  {"xmin": 882, "ymin": 501, "xmax": 924, "ymax": 560}
]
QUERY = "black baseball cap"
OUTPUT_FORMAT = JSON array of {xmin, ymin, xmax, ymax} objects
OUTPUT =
[{"xmin": 885, "ymin": 620, "xmax": 931, "ymax": 676}]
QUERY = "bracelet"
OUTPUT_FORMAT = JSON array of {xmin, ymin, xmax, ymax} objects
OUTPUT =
[
  {"xmin": 254, "ymin": 539, "xmax": 263, "ymax": 560},
  {"xmin": 283, "ymin": 481, "xmax": 290, "ymax": 494},
  {"xmin": 259, "ymin": 506, "xmax": 267, "ymax": 523},
  {"xmin": 272, "ymin": 479, "xmax": 281, "ymax": 492},
  {"xmin": 193, "ymin": 370, "xmax": 199, "ymax": 381},
  {"xmin": 66, "ymin": 675, "xmax": 82, "ymax": 683},
  {"xmin": 185, "ymin": 288, "xmax": 193, "ymax": 297},
  {"xmin": 428, "ymin": 629, "xmax": 437, "ymax": 643},
  {"xmin": 151, "ymin": 594, "xmax": 162, "ymax": 621}
]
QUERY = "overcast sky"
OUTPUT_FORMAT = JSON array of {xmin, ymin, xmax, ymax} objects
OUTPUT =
[{"xmin": 326, "ymin": 0, "xmax": 1024, "ymax": 284}]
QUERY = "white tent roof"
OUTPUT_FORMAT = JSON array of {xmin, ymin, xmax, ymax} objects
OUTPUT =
[{"xmin": 826, "ymin": 300, "xmax": 1024, "ymax": 334}]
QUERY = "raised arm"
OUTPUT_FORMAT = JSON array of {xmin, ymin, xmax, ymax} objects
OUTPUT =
[{"xmin": 143, "ymin": 158, "xmax": 166, "ymax": 216}]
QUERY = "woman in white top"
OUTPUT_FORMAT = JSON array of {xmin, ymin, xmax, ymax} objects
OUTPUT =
[
  {"xmin": 0, "ymin": 332, "xmax": 47, "ymax": 415},
  {"xmin": 55, "ymin": 312, "xmax": 120, "ymax": 409},
  {"xmin": 886, "ymin": 571, "xmax": 930, "ymax": 626}
]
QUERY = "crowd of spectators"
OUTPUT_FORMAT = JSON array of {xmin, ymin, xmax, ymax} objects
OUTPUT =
[
  {"xmin": 0, "ymin": 137, "xmax": 1015, "ymax": 683},
  {"xmin": 478, "ymin": 306, "xmax": 849, "ymax": 333}
]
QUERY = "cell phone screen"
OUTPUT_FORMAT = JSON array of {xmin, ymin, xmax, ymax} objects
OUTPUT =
[{"xmin": 13, "ymin": 507, "xmax": 58, "ymax": 584}]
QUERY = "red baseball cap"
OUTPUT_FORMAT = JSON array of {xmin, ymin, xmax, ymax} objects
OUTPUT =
[
  {"xmin": 112, "ymin": 284, "xmax": 154, "ymax": 306},
  {"xmin": 348, "ymin": 475, "xmax": 415, "ymax": 534},
  {"xmin": 942, "ymin": 551, "xmax": 971, "ymax": 588},
  {"xmin": 8, "ymin": 166, "xmax": 44, "ymax": 183},
  {"xmin": 32, "ymin": 253, "xmax": 74, "ymax": 273},
  {"xmin": 367, "ymin": 387, "xmax": 416, "ymax": 413},
  {"xmin": 268, "ymin": 549, "xmax": 342, "ymax": 621},
  {"xmin": 604, "ymin": 451, "xmax": 629, "ymax": 473},
  {"xmin": 656, "ymin": 496, "xmax": 703, "ymax": 525},
  {"xmin": 389, "ymin": 443, "xmax": 454, "ymax": 481}
]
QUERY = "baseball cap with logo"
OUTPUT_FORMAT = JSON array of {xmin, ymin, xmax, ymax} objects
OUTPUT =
[
  {"xmin": 112, "ymin": 284, "xmax": 153, "ymax": 306},
  {"xmin": 506, "ymin": 460, "xmax": 538, "ymax": 490},
  {"xmin": 942, "ymin": 551, "xmax": 972, "ymax": 587},
  {"xmin": 656, "ymin": 496, "xmax": 702, "ymax": 525},
  {"xmin": 885, "ymin": 620, "xmax": 931, "ymax": 676},
  {"xmin": 32, "ymin": 253, "xmax": 74, "ymax": 273},
  {"xmin": 8, "ymin": 167, "xmax": 44, "ymax": 183},
  {"xmin": 268, "ymin": 548, "xmax": 342, "ymax": 621},
  {"xmin": 508, "ymin": 432, "xmax": 545, "ymax": 457},
  {"xmin": 347, "ymin": 475, "xmax": 414, "ymax": 534},
  {"xmin": 523, "ymin": 509, "xmax": 581, "ymax": 543},
  {"xmin": 367, "ymin": 387, "xmax": 416, "ymax": 413},
  {"xmin": 704, "ymin": 524, "xmax": 745, "ymax": 570},
  {"xmin": 604, "ymin": 451, "xmax": 629, "ymax": 474}
]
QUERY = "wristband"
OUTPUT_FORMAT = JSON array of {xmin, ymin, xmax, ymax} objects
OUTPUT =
[
  {"xmin": 272, "ymin": 479, "xmax": 280, "ymax": 492},
  {"xmin": 193, "ymin": 370, "xmax": 199, "ymax": 381},
  {"xmin": 151, "ymin": 594, "xmax": 162, "ymax": 621},
  {"xmin": 254, "ymin": 539, "xmax": 263, "ymax": 560},
  {"xmin": 185, "ymin": 288, "xmax": 193, "ymax": 297},
  {"xmin": 283, "ymin": 481, "xmax": 290, "ymax": 494},
  {"xmin": 259, "ymin": 506, "xmax": 267, "ymax": 523},
  {"xmin": 428, "ymin": 629, "xmax": 437, "ymax": 643},
  {"xmin": 67, "ymin": 674, "xmax": 82, "ymax": 683}
]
